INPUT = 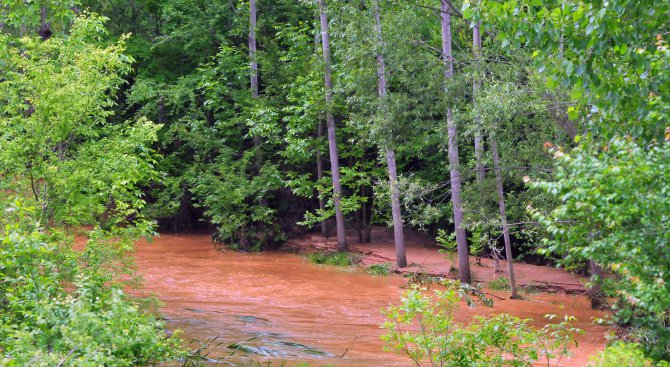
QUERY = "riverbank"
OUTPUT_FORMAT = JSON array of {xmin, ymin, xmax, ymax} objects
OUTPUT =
[{"xmin": 282, "ymin": 226, "xmax": 590, "ymax": 294}]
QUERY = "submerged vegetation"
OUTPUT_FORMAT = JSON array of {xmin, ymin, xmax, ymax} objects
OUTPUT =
[
  {"xmin": 307, "ymin": 251, "xmax": 356, "ymax": 266},
  {"xmin": 0, "ymin": 0, "xmax": 668, "ymax": 364}
]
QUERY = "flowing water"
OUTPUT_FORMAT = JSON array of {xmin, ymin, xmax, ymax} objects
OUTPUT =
[{"xmin": 133, "ymin": 234, "xmax": 610, "ymax": 366}]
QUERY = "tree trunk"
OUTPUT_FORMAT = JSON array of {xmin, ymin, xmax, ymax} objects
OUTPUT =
[
  {"xmin": 39, "ymin": 5, "xmax": 52, "ymax": 40},
  {"xmin": 248, "ymin": 0, "xmax": 263, "ymax": 173},
  {"xmin": 316, "ymin": 120, "xmax": 329, "ymax": 237},
  {"xmin": 319, "ymin": 0, "xmax": 347, "ymax": 251},
  {"xmin": 440, "ymin": 0, "xmax": 470, "ymax": 284},
  {"xmin": 358, "ymin": 185, "xmax": 366, "ymax": 243},
  {"xmin": 491, "ymin": 139, "xmax": 519, "ymax": 298},
  {"xmin": 472, "ymin": 21, "xmax": 485, "ymax": 182},
  {"xmin": 373, "ymin": 0, "xmax": 406, "ymax": 267},
  {"xmin": 589, "ymin": 259, "xmax": 605, "ymax": 309}
]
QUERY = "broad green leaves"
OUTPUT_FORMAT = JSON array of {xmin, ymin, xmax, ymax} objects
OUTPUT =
[
  {"xmin": 0, "ymin": 14, "xmax": 159, "ymax": 232},
  {"xmin": 531, "ymin": 138, "xmax": 670, "ymax": 359},
  {"xmin": 382, "ymin": 281, "xmax": 582, "ymax": 366},
  {"xmin": 470, "ymin": 0, "xmax": 670, "ymax": 140}
]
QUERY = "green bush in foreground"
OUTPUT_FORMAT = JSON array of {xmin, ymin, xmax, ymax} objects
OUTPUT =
[
  {"xmin": 0, "ymin": 226, "xmax": 184, "ymax": 366},
  {"xmin": 588, "ymin": 342, "xmax": 670, "ymax": 367},
  {"xmin": 382, "ymin": 281, "xmax": 583, "ymax": 367}
]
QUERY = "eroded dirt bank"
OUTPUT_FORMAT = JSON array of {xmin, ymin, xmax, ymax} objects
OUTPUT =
[{"xmin": 133, "ymin": 232, "xmax": 610, "ymax": 366}]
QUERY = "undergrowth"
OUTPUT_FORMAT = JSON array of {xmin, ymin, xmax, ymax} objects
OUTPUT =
[
  {"xmin": 307, "ymin": 252, "xmax": 355, "ymax": 266},
  {"xmin": 367, "ymin": 262, "xmax": 392, "ymax": 275}
]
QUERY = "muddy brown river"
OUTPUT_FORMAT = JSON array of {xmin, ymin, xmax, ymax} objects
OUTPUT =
[{"xmin": 133, "ymin": 234, "xmax": 610, "ymax": 366}]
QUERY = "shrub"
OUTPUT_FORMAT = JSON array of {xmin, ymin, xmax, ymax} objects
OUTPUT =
[
  {"xmin": 382, "ymin": 281, "xmax": 582, "ymax": 367},
  {"xmin": 588, "ymin": 342, "xmax": 670, "ymax": 367},
  {"xmin": 0, "ymin": 226, "xmax": 184, "ymax": 366},
  {"xmin": 367, "ymin": 262, "xmax": 392, "ymax": 276},
  {"xmin": 307, "ymin": 251, "xmax": 355, "ymax": 266},
  {"xmin": 488, "ymin": 276, "xmax": 511, "ymax": 291}
]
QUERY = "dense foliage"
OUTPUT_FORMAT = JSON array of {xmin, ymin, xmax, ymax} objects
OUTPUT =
[
  {"xmin": 0, "ymin": 8, "xmax": 182, "ymax": 366},
  {"xmin": 382, "ymin": 282, "xmax": 582, "ymax": 366},
  {"xmin": 0, "ymin": 0, "xmax": 668, "ymax": 363}
]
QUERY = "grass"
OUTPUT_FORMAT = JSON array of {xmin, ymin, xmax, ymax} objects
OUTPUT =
[
  {"xmin": 366, "ymin": 262, "xmax": 392, "ymax": 276},
  {"xmin": 521, "ymin": 282, "xmax": 542, "ymax": 294},
  {"xmin": 488, "ymin": 276, "xmax": 511, "ymax": 291},
  {"xmin": 307, "ymin": 251, "xmax": 355, "ymax": 266}
]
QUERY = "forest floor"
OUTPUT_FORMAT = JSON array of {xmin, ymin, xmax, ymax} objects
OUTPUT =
[{"xmin": 282, "ymin": 226, "xmax": 589, "ymax": 294}]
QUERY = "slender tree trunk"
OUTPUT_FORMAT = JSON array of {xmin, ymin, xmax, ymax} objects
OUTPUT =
[
  {"xmin": 365, "ymin": 193, "xmax": 374, "ymax": 242},
  {"xmin": 316, "ymin": 120, "xmax": 329, "ymax": 237},
  {"xmin": 440, "ymin": 0, "xmax": 470, "ymax": 284},
  {"xmin": 472, "ymin": 21, "xmax": 485, "ymax": 182},
  {"xmin": 248, "ymin": 0, "xmax": 263, "ymax": 173},
  {"xmin": 589, "ymin": 259, "xmax": 605, "ymax": 309},
  {"xmin": 491, "ymin": 139, "xmax": 518, "ymax": 298},
  {"xmin": 319, "ymin": 0, "xmax": 347, "ymax": 251},
  {"xmin": 373, "ymin": 0, "xmax": 406, "ymax": 267}
]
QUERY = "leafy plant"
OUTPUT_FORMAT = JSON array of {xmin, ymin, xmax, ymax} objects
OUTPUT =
[
  {"xmin": 436, "ymin": 229, "xmax": 458, "ymax": 273},
  {"xmin": 488, "ymin": 276, "xmax": 511, "ymax": 291},
  {"xmin": 0, "ymin": 224, "xmax": 184, "ymax": 367},
  {"xmin": 382, "ymin": 282, "xmax": 582, "ymax": 367},
  {"xmin": 530, "ymin": 138, "xmax": 670, "ymax": 359},
  {"xmin": 307, "ymin": 251, "xmax": 356, "ymax": 266},
  {"xmin": 367, "ymin": 262, "xmax": 392, "ymax": 276},
  {"xmin": 588, "ymin": 342, "xmax": 670, "ymax": 367}
]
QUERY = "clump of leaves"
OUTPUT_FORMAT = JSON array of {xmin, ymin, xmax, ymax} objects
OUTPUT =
[
  {"xmin": 588, "ymin": 342, "xmax": 670, "ymax": 367},
  {"xmin": 488, "ymin": 276, "xmax": 511, "ymax": 291},
  {"xmin": 531, "ymin": 138, "xmax": 670, "ymax": 360},
  {"xmin": 436, "ymin": 229, "xmax": 457, "ymax": 273},
  {"xmin": 382, "ymin": 281, "xmax": 583, "ymax": 367},
  {"xmin": 367, "ymin": 262, "xmax": 392, "ymax": 276},
  {"xmin": 307, "ymin": 251, "xmax": 355, "ymax": 266},
  {"xmin": 0, "ymin": 226, "xmax": 185, "ymax": 367}
]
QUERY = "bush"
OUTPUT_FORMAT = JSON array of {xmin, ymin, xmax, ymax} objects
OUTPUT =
[
  {"xmin": 382, "ymin": 281, "xmax": 583, "ymax": 367},
  {"xmin": 0, "ymin": 226, "xmax": 184, "ymax": 366},
  {"xmin": 307, "ymin": 251, "xmax": 355, "ymax": 266},
  {"xmin": 367, "ymin": 262, "xmax": 392, "ymax": 276},
  {"xmin": 531, "ymin": 138, "xmax": 670, "ymax": 359},
  {"xmin": 588, "ymin": 342, "xmax": 670, "ymax": 367},
  {"xmin": 488, "ymin": 276, "xmax": 510, "ymax": 291}
]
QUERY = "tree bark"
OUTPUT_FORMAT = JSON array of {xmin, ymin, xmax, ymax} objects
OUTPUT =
[
  {"xmin": 472, "ymin": 21, "xmax": 485, "ymax": 182},
  {"xmin": 373, "ymin": 0, "xmax": 406, "ymax": 267},
  {"xmin": 441, "ymin": 0, "xmax": 470, "ymax": 284},
  {"xmin": 491, "ymin": 139, "xmax": 518, "ymax": 298},
  {"xmin": 316, "ymin": 120, "xmax": 329, "ymax": 237},
  {"xmin": 248, "ymin": 0, "xmax": 263, "ymax": 173},
  {"xmin": 319, "ymin": 0, "xmax": 347, "ymax": 251}
]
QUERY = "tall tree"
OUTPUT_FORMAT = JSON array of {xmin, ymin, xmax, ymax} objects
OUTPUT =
[
  {"xmin": 440, "ymin": 0, "xmax": 470, "ymax": 284},
  {"xmin": 472, "ymin": 21, "xmax": 485, "ymax": 182},
  {"xmin": 318, "ymin": 0, "xmax": 347, "ymax": 251},
  {"xmin": 490, "ymin": 139, "xmax": 518, "ymax": 298},
  {"xmin": 248, "ymin": 0, "xmax": 263, "ymax": 173},
  {"xmin": 372, "ymin": 0, "xmax": 407, "ymax": 268}
]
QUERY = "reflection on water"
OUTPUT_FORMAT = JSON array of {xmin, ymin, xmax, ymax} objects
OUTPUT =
[{"xmin": 133, "ymin": 234, "xmax": 609, "ymax": 366}]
